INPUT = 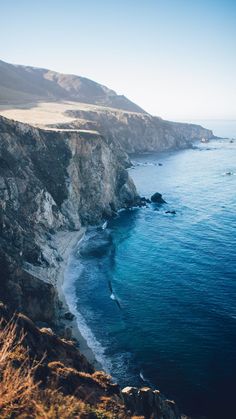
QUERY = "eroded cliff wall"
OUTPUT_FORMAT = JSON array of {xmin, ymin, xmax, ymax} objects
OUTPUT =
[
  {"xmin": 0, "ymin": 116, "xmax": 137, "ymax": 320},
  {"xmin": 58, "ymin": 108, "xmax": 214, "ymax": 153}
]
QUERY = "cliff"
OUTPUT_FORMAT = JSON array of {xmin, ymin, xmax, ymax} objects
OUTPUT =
[
  {"xmin": 0, "ymin": 115, "xmax": 138, "ymax": 321},
  {"xmin": 57, "ymin": 108, "xmax": 214, "ymax": 154}
]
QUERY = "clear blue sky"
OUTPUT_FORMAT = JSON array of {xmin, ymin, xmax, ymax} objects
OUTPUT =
[{"xmin": 1, "ymin": 0, "xmax": 236, "ymax": 120}]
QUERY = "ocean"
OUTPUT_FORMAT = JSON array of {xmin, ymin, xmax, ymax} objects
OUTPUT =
[{"xmin": 63, "ymin": 120, "xmax": 236, "ymax": 419}]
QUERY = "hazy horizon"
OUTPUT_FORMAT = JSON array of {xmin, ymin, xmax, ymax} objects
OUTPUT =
[{"xmin": 1, "ymin": 0, "xmax": 236, "ymax": 120}]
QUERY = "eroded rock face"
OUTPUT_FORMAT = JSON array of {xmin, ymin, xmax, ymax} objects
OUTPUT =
[
  {"xmin": 61, "ymin": 108, "xmax": 215, "ymax": 154},
  {"xmin": 122, "ymin": 386, "xmax": 184, "ymax": 419},
  {"xmin": 0, "ymin": 116, "xmax": 138, "ymax": 320}
]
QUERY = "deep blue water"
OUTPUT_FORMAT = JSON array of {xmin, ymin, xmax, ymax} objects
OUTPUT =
[{"xmin": 64, "ymin": 121, "xmax": 236, "ymax": 419}]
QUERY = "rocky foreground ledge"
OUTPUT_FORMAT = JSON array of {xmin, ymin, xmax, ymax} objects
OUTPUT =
[{"xmin": 0, "ymin": 302, "xmax": 188, "ymax": 418}]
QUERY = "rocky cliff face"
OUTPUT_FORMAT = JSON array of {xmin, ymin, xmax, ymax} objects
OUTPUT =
[
  {"xmin": 0, "ymin": 115, "xmax": 138, "ymax": 320},
  {"xmin": 53, "ymin": 107, "xmax": 214, "ymax": 153}
]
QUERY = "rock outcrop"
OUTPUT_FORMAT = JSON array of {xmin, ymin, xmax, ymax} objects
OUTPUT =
[
  {"xmin": 0, "ymin": 302, "xmax": 132, "ymax": 418},
  {"xmin": 0, "ymin": 302, "xmax": 186, "ymax": 419},
  {"xmin": 151, "ymin": 192, "xmax": 167, "ymax": 204},
  {"xmin": 122, "ymin": 386, "xmax": 185, "ymax": 419}
]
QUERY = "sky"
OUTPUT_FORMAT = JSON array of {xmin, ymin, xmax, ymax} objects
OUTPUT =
[{"xmin": 1, "ymin": 0, "xmax": 236, "ymax": 120}]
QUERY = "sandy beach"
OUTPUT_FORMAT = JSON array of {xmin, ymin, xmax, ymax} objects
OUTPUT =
[{"xmin": 54, "ymin": 229, "xmax": 103, "ymax": 371}]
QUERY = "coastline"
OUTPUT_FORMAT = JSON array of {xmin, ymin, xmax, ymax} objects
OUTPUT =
[{"xmin": 54, "ymin": 229, "xmax": 103, "ymax": 371}]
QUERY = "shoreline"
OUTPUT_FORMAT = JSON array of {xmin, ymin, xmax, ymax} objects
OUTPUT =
[{"xmin": 54, "ymin": 229, "xmax": 103, "ymax": 371}]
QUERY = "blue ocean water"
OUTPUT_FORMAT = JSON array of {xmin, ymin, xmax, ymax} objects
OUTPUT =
[{"xmin": 64, "ymin": 121, "xmax": 236, "ymax": 419}]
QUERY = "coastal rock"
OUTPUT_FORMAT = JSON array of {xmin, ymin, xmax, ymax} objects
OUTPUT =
[
  {"xmin": 64, "ymin": 326, "xmax": 73, "ymax": 340},
  {"xmin": 64, "ymin": 312, "xmax": 75, "ymax": 321},
  {"xmin": 141, "ymin": 197, "xmax": 151, "ymax": 204},
  {"xmin": 151, "ymin": 192, "xmax": 167, "ymax": 204},
  {"xmin": 121, "ymin": 386, "xmax": 183, "ymax": 419}
]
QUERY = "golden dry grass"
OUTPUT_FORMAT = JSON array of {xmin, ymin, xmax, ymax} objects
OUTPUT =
[{"xmin": 0, "ymin": 318, "xmax": 128, "ymax": 418}]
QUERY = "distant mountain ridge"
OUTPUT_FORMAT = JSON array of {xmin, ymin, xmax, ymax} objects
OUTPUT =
[{"xmin": 0, "ymin": 59, "xmax": 145, "ymax": 113}]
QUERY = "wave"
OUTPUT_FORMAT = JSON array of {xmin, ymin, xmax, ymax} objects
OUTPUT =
[
  {"xmin": 102, "ymin": 220, "xmax": 108, "ymax": 230},
  {"xmin": 131, "ymin": 161, "xmax": 161, "ymax": 167},
  {"xmin": 139, "ymin": 371, "xmax": 150, "ymax": 384},
  {"xmin": 62, "ymin": 248, "xmax": 112, "ymax": 373}
]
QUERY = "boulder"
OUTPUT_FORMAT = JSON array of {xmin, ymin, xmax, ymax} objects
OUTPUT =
[
  {"xmin": 151, "ymin": 192, "xmax": 166, "ymax": 204},
  {"xmin": 64, "ymin": 312, "xmax": 75, "ymax": 321},
  {"xmin": 121, "ymin": 386, "xmax": 182, "ymax": 419}
]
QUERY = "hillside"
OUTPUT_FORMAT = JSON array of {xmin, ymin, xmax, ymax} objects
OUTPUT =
[
  {"xmin": 0, "ymin": 60, "xmax": 214, "ymax": 155},
  {"xmin": 0, "ymin": 59, "xmax": 145, "ymax": 113}
]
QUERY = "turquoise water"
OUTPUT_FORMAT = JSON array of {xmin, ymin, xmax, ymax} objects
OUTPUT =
[{"xmin": 64, "ymin": 121, "xmax": 236, "ymax": 419}]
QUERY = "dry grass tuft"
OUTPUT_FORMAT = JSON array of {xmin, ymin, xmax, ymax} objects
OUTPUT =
[
  {"xmin": 0, "ymin": 319, "xmax": 39, "ymax": 417},
  {"xmin": 0, "ymin": 318, "xmax": 128, "ymax": 418}
]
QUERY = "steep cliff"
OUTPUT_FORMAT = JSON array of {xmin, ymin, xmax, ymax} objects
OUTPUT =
[
  {"xmin": 0, "ymin": 115, "xmax": 138, "ymax": 320},
  {"xmin": 53, "ymin": 107, "xmax": 214, "ymax": 153}
]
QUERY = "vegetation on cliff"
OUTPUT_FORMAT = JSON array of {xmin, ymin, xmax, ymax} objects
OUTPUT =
[{"xmin": 0, "ymin": 303, "xmax": 130, "ymax": 418}]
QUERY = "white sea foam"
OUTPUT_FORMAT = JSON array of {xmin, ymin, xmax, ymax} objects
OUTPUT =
[
  {"xmin": 139, "ymin": 371, "xmax": 149, "ymax": 383},
  {"xmin": 62, "ymin": 249, "xmax": 112, "ymax": 373},
  {"xmin": 102, "ymin": 220, "xmax": 108, "ymax": 230}
]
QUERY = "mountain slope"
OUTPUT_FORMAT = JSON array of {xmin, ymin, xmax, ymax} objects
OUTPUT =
[
  {"xmin": 0, "ymin": 59, "xmax": 145, "ymax": 113},
  {"xmin": 0, "ymin": 59, "xmax": 215, "ymax": 154}
]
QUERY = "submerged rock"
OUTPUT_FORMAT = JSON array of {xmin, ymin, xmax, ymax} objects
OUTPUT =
[
  {"xmin": 64, "ymin": 312, "xmax": 75, "ymax": 321},
  {"xmin": 138, "ymin": 196, "xmax": 151, "ymax": 207},
  {"xmin": 151, "ymin": 192, "xmax": 167, "ymax": 204}
]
